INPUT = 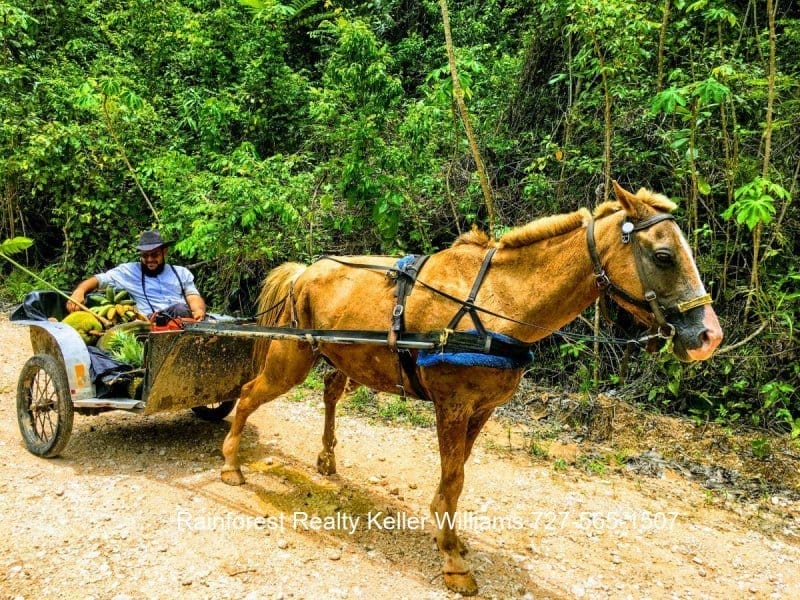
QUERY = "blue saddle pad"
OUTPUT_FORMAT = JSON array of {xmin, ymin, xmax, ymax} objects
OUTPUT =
[
  {"xmin": 417, "ymin": 330, "xmax": 533, "ymax": 369},
  {"xmin": 394, "ymin": 254, "xmax": 419, "ymax": 271}
]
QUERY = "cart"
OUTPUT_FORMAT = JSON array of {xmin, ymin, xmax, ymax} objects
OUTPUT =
[
  {"xmin": 12, "ymin": 291, "xmax": 257, "ymax": 457},
  {"xmin": 12, "ymin": 291, "xmax": 442, "ymax": 458}
]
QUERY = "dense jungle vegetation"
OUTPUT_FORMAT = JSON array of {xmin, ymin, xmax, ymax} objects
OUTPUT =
[{"xmin": 1, "ymin": 0, "xmax": 798, "ymax": 435}]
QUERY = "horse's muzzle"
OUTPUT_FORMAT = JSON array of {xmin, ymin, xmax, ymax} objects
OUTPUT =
[{"xmin": 680, "ymin": 304, "xmax": 723, "ymax": 361}]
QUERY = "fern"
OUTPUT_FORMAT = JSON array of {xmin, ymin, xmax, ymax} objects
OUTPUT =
[{"xmin": 238, "ymin": 0, "xmax": 334, "ymax": 29}]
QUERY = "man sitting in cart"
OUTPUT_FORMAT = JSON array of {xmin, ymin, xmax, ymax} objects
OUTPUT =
[{"xmin": 66, "ymin": 229, "xmax": 207, "ymax": 322}]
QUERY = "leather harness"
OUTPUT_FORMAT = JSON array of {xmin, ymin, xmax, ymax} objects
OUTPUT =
[
  {"xmin": 388, "ymin": 248, "xmax": 499, "ymax": 399},
  {"xmin": 321, "ymin": 210, "xmax": 713, "ymax": 400}
]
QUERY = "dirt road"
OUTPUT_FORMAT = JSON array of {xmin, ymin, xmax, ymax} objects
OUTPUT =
[{"xmin": 2, "ymin": 313, "xmax": 799, "ymax": 599}]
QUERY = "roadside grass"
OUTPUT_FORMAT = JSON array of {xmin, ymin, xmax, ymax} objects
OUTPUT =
[{"xmin": 343, "ymin": 386, "xmax": 435, "ymax": 428}]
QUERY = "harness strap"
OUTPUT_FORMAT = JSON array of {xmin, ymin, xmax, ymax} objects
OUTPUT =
[
  {"xmin": 288, "ymin": 280, "xmax": 299, "ymax": 328},
  {"xmin": 318, "ymin": 255, "xmax": 395, "ymax": 273},
  {"xmin": 446, "ymin": 247, "xmax": 497, "ymax": 335},
  {"xmin": 141, "ymin": 263, "xmax": 188, "ymax": 316},
  {"xmin": 386, "ymin": 255, "xmax": 431, "ymax": 400},
  {"xmin": 630, "ymin": 238, "xmax": 674, "ymax": 337},
  {"xmin": 589, "ymin": 211, "xmax": 713, "ymax": 341},
  {"xmin": 389, "ymin": 255, "xmax": 430, "ymax": 347}
]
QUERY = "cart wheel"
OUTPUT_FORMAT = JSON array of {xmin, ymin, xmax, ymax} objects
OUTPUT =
[
  {"xmin": 191, "ymin": 400, "xmax": 236, "ymax": 422},
  {"xmin": 17, "ymin": 355, "xmax": 74, "ymax": 457}
]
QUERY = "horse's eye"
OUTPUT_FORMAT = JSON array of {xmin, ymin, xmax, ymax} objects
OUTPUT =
[{"xmin": 653, "ymin": 250, "xmax": 674, "ymax": 267}]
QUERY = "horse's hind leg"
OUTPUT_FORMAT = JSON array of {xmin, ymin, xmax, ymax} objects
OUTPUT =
[
  {"xmin": 316, "ymin": 370, "xmax": 350, "ymax": 475},
  {"xmin": 221, "ymin": 341, "xmax": 315, "ymax": 486}
]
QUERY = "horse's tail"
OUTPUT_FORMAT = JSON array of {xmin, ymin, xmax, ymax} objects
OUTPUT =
[
  {"xmin": 257, "ymin": 262, "xmax": 307, "ymax": 326},
  {"xmin": 253, "ymin": 262, "xmax": 307, "ymax": 368}
]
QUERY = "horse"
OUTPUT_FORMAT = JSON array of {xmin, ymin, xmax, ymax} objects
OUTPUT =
[{"xmin": 220, "ymin": 181, "xmax": 723, "ymax": 596}]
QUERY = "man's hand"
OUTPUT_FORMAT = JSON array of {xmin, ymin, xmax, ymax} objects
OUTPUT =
[
  {"xmin": 66, "ymin": 293, "xmax": 85, "ymax": 313},
  {"xmin": 66, "ymin": 276, "xmax": 99, "ymax": 313},
  {"xmin": 187, "ymin": 293, "xmax": 207, "ymax": 321}
]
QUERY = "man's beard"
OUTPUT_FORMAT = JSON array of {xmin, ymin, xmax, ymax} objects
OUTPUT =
[{"xmin": 142, "ymin": 261, "xmax": 165, "ymax": 277}]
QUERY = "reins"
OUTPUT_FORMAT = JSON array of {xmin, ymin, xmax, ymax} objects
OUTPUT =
[
  {"xmin": 247, "ymin": 210, "xmax": 714, "ymax": 353},
  {"xmin": 317, "ymin": 255, "xmax": 661, "ymax": 349}
]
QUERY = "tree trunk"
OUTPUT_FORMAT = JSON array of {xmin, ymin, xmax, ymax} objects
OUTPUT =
[
  {"xmin": 746, "ymin": 0, "xmax": 776, "ymax": 317},
  {"xmin": 439, "ymin": 0, "xmax": 495, "ymax": 235},
  {"xmin": 656, "ymin": 0, "xmax": 671, "ymax": 93}
]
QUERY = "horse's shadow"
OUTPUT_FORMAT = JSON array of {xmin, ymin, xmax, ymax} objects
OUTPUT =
[{"xmin": 56, "ymin": 409, "xmax": 564, "ymax": 599}]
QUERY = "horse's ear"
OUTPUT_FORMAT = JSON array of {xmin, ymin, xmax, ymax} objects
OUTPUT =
[{"xmin": 611, "ymin": 180, "xmax": 645, "ymax": 219}]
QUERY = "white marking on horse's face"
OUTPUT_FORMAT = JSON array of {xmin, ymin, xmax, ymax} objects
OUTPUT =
[
  {"xmin": 659, "ymin": 221, "xmax": 723, "ymax": 361},
  {"xmin": 675, "ymin": 227, "xmax": 707, "ymax": 298}
]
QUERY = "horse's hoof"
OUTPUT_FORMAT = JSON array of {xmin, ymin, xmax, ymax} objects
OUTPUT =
[
  {"xmin": 221, "ymin": 468, "xmax": 246, "ymax": 486},
  {"xmin": 316, "ymin": 453, "xmax": 337, "ymax": 476},
  {"xmin": 443, "ymin": 571, "xmax": 478, "ymax": 596}
]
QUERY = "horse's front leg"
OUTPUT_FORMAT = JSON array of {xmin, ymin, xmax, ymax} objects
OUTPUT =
[
  {"xmin": 316, "ymin": 370, "xmax": 350, "ymax": 475},
  {"xmin": 429, "ymin": 401, "xmax": 478, "ymax": 596}
]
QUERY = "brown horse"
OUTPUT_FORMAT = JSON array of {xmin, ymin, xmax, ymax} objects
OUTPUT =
[{"xmin": 220, "ymin": 181, "xmax": 722, "ymax": 595}]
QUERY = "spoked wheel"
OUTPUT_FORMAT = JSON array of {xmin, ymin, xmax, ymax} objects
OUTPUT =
[
  {"xmin": 17, "ymin": 354, "xmax": 74, "ymax": 457},
  {"xmin": 191, "ymin": 399, "xmax": 236, "ymax": 422}
]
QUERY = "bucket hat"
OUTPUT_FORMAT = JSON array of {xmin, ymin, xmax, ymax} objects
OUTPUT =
[{"xmin": 136, "ymin": 230, "xmax": 173, "ymax": 252}]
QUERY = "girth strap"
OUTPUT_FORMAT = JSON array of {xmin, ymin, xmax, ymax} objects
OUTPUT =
[{"xmin": 446, "ymin": 247, "xmax": 497, "ymax": 335}]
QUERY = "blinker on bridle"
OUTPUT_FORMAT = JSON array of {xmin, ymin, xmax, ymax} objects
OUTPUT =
[{"xmin": 587, "ymin": 212, "xmax": 713, "ymax": 340}]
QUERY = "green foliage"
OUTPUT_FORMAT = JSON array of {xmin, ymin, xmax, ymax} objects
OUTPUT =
[
  {"xmin": 0, "ymin": 237, "xmax": 33, "ymax": 255},
  {"xmin": 749, "ymin": 437, "xmax": 771, "ymax": 460},
  {"xmin": 107, "ymin": 330, "xmax": 145, "ymax": 368},
  {"xmin": 308, "ymin": 17, "xmax": 410, "ymax": 249},
  {"xmin": 723, "ymin": 177, "xmax": 790, "ymax": 230},
  {"xmin": 0, "ymin": 237, "xmax": 35, "ymax": 300},
  {"xmin": 343, "ymin": 387, "xmax": 434, "ymax": 428},
  {"xmin": 1, "ymin": 0, "xmax": 799, "ymax": 435},
  {"xmin": 0, "ymin": 269, "xmax": 38, "ymax": 301}
]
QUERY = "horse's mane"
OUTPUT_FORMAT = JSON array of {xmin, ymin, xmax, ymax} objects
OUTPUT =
[
  {"xmin": 453, "ymin": 187, "xmax": 677, "ymax": 250},
  {"xmin": 495, "ymin": 209, "xmax": 591, "ymax": 249},
  {"xmin": 452, "ymin": 226, "xmax": 496, "ymax": 248}
]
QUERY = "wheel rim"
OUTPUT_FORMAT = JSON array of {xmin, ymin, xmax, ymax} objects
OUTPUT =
[{"xmin": 25, "ymin": 367, "xmax": 60, "ymax": 444}]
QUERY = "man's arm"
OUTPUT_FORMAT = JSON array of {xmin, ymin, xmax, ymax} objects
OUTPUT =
[
  {"xmin": 66, "ymin": 276, "xmax": 100, "ymax": 313},
  {"xmin": 186, "ymin": 293, "xmax": 206, "ymax": 320}
]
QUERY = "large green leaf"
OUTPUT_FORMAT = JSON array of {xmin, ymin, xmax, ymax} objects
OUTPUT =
[{"xmin": 0, "ymin": 237, "xmax": 33, "ymax": 256}]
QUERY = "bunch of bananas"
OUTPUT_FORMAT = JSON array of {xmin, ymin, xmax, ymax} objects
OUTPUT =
[{"xmin": 85, "ymin": 287, "xmax": 149, "ymax": 325}]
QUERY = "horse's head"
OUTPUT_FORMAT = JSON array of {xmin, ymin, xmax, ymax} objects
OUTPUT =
[{"xmin": 593, "ymin": 181, "xmax": 723, "ymax": 362}]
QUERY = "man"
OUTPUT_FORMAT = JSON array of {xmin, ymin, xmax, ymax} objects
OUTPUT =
[{"xmin": 67, "ymin": 229, "xmax": 206, "ymax": 321}]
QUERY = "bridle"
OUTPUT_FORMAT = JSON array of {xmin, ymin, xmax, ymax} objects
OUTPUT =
[{"xmin": 586, "ymin": 212, "xmax": 712, "ymax": 340}]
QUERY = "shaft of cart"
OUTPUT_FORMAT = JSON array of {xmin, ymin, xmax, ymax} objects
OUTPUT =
[{"xmin": 183, "ymin": 321, "xmax": 437, "ymax": 350}]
